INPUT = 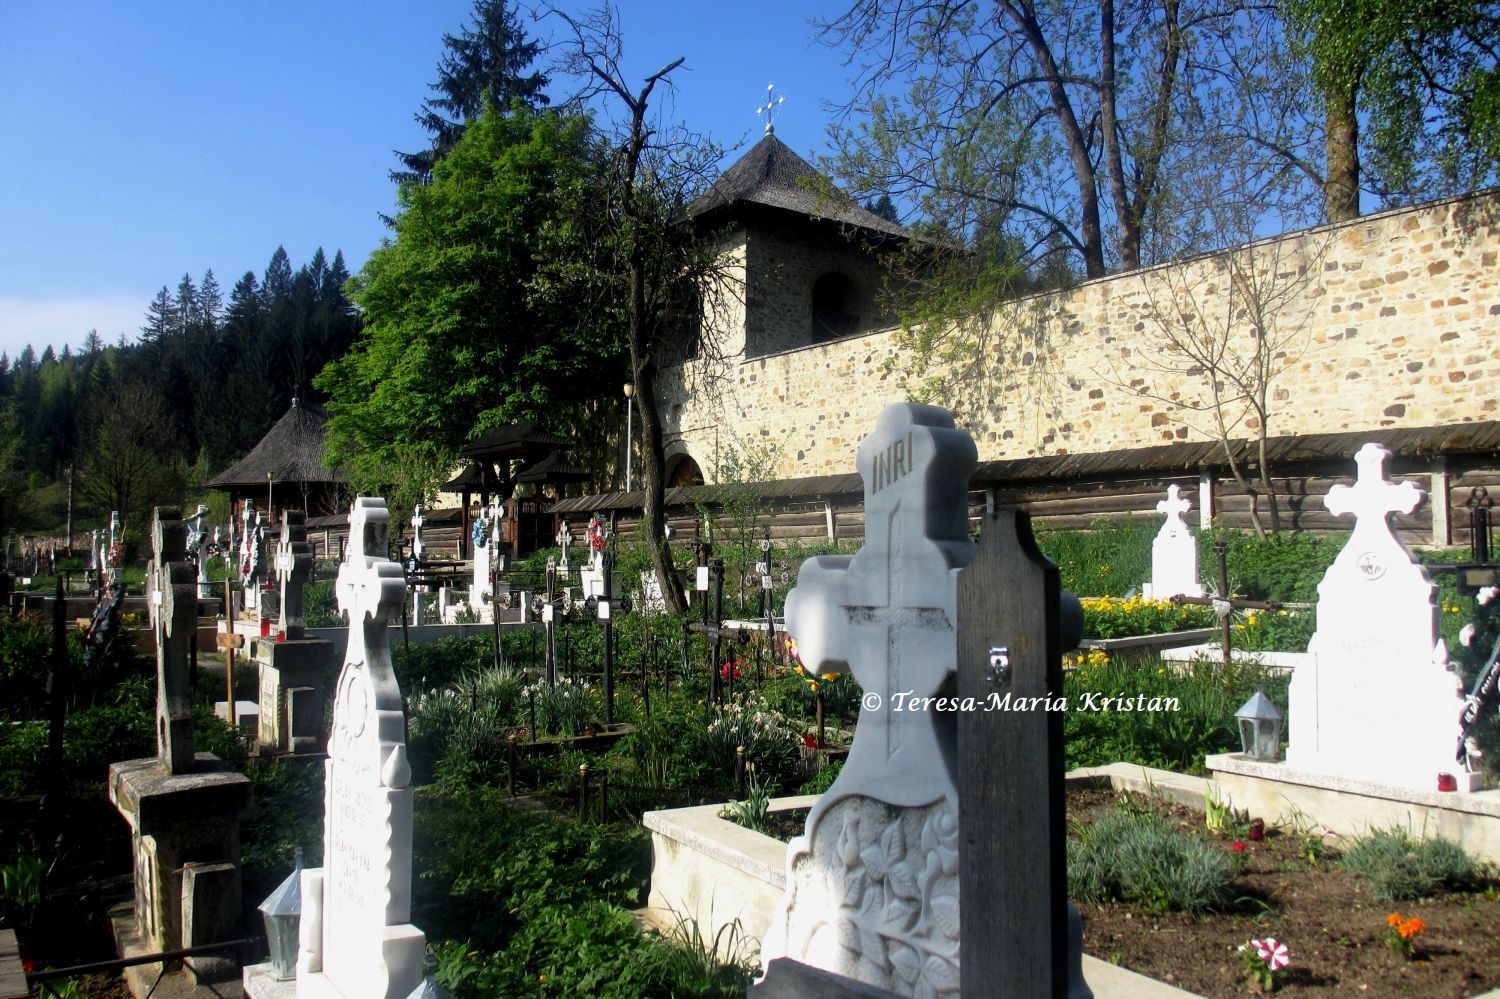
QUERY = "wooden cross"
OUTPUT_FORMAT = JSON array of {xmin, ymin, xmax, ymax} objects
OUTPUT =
[
  {"xmin": 149, "ymin": 507, "xmax": 197, "ymax": 774},
  {"xmin": 785, "ymin": 404, "xmax": 976, "ymax": 808}
]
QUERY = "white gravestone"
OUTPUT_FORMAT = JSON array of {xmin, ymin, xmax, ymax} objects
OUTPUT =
[
  {"xmin": 1286, "ymin": 443, "xmax": 1481, "ymax": 792},
  {"xmin": 1141, "ymin": 484, "xmax": 1203, "ymax": 600},
  {"xmin": 556, "ymin": 520, "xmax": 572, "ymax": 571},
  {"xmin": 465, "ymin": 498, "xmax": 503, "ymax": 624},
  {"xmin": 580, "ymin": 515, "xmax": 608, "ymax": 600},
  {"xmin": 106, "ymin": 510, "xmax": 122, "ymax": 587},
  {"xmin": 297, "ymin": 497, "xmax": 425, "ymax": 999},
  {"xmin": 760, "ymin": 404, "xmax": 974, "ymax": 996}
]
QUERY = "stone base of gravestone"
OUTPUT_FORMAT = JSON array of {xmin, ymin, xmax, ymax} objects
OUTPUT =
[
  {"xmin": 243, "ymin": 963, "xmax": 297, "ymax": 999},
  {"xmin": 752, "ymin": 958, "xmax": 905, "ymax": 998},
  {"xmin": 108, "ymin": 755, "xmax": 252, "ymax": 985},
  {"xmin": 255, "ymin": 637, "xmax": 333, "ymax": 755}
]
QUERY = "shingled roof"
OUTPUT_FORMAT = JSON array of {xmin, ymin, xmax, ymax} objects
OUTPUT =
[
  {"xmin": 206, "ymin": 400, "xmax": 343, "ymax": 489},
  {"xmin": 687, "ymin": 134, "xmax": 907, "ymax": 239},
  {"xmin": 458, "ymin": 420, "xmax": 573, "ymax": 461}
]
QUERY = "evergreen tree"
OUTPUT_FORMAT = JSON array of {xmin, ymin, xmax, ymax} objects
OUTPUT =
[{"xmin": 393, "ymin": 0, "xmax": 549, "ymax": 186}]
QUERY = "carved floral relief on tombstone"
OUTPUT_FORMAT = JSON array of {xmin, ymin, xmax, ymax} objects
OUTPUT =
[{"xmin": 761, "ymin": 404, "xmax": 977, "ymax": 997}]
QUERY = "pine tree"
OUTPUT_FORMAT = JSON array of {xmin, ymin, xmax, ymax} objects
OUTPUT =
[{"xmin": 393, "ymin": 0, "xmax": 549, "ymax": 186}]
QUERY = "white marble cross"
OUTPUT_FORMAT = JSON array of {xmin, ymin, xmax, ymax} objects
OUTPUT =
[
  {"xmin": 1145, "ymin": 483, "xmax": 1202, "ymax": 599},
  {"xmin": 411, "ymin": 505, "xmax": 426, "ymax": 561},
  {"xmin": 785, "ymin": 403, "xmax": 976, "ymax": 808},
  {"xmin": 1325, "ymin": 443, "xmax": 1423, "ymax": 574},
  {"xmin": 557, "ymin": 521, "xmax": 571, "ymax": 570},
  {"xmin": 1157, "ymin": 483, "xmax": 1192, "ymax": 530},
  {"xmin": 301, "ymin": 495, "xmax": 424, "ymax": 997},
  {"xmin": 148, "ymin": 507, "xmax": 197, "ymax": 774},
  {"xmin": 765, "ymin": 404, "xmax": 977, "ymax": 996}
]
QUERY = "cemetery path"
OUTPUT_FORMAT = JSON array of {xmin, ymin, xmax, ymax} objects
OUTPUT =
[{"xmin": 1069, "ymin": 786, "xmax": 1500, "ymax": 998}]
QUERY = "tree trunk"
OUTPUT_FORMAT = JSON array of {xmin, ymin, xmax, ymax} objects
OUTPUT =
[{"xmin": 1324, "ymin": 85, "xmax": 1359, "ymax": 222}]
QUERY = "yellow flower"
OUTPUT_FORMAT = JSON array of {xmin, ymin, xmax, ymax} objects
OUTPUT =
[{"xmin": 821, "ymin": 672, "xmax": 839, "ymax": 681}]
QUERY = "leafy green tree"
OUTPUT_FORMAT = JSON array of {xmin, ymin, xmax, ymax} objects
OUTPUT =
[
  {"xmin": 319, "ymin": 103, "xmax": 622, "ymax": 501},
  {"xmin": 1283, "ymin": 0, "xmax": 1500, "ymax": 220},
  {"xmin": 394, "ymin": 0, "xmax": 549, "ymax": 187},
  {"xmin": 78, "ymin": 379, "xmax": 185, "ymax": 528}
]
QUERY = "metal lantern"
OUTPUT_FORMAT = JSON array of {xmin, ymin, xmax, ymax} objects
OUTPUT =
[
  {"xmin": 258, "ymin": 848, "xmax": 303, "ymax": 980},
  {"xmin": 405, "ymin": 952, "xmax": 454, "ymax": 999},
  {"xmin": 1235, "ymin": 690, "xmax": 1284, "ymax": 762}
]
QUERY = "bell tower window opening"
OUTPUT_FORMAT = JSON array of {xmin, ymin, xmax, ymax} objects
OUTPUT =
[{"xmin": 811, "ymin": 272, "xmax": 859, "ymax": 343}]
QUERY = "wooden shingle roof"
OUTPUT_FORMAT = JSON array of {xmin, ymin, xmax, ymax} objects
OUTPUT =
[
  {"xmin": 206, "ymin": 400, "xmax": 342, "ymax": 489},
  {"xmin": 687, "ymin": 134, "xmax": 907, "ymax": 240}
]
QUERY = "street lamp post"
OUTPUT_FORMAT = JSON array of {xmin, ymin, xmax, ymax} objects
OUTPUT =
[
  {"xmin": 266, "ymin": 472, "xmax": 274, "ymax": 524},
  {"xmin": 624, "ymin": 382, "xmax": 635, "ymax": 493}
]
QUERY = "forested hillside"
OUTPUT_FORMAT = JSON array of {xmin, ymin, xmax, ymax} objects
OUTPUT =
[{"xmin": 0, "ymin": 246, "xmax": 358, "ymax": 539}]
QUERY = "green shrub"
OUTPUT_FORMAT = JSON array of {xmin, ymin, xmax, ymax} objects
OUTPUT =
[
  {"xmin": 1064, "ymin": 656, "xmax": 1287, "ymax": 773},
  {"xmin": 797, "ymin": 760, "xmax": 843, "ymax": 795},
  {"xmin": 1341, "ymin": 828, "xmax": 1479, "ymax": 900},
  {"xmin": 1037, "ymin": 520, "xmax": 1156, "ymax": 597},
  {"xmin": 1068, "ymin": 803, "xmax": 1235, "ymax": 913},
  {"xmin": 1213, "ymin": 529, "xmax": 1343, "ymax": 603}
]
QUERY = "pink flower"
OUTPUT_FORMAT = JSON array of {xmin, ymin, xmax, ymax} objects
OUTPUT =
[
  {"xmin": 1253, "ymin": 938, "xmax": 1290, "ymax": 972},
  {"xmin": 1231, "ymin": 840, "xmax": 1246, "ymax": 852}
]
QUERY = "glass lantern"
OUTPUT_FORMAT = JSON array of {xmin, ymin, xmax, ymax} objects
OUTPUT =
[
  {"xmin": 258, "ymin": 848, "xmax": 303, "ymax": 980},
  {"xmin": 1235, "ymin": 690, "xmax": 1283, "ymax": 762}
]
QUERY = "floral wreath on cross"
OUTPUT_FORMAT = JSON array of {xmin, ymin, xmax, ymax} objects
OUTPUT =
[
  {"xmin": 587, "ymin": 516, "xmax": 607, "ymax": 553},
  {"xmin": 471, "ymin": 519, "xmax": 488, "ymax": 548}
]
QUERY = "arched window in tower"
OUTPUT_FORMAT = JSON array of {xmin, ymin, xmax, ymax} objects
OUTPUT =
[{"xmin": 811, "ymin": 272, "xmax": 860, "ymax": 343}]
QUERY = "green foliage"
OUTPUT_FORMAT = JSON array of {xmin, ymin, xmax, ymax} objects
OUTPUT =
[
  {"xmin": 0, "ymin": 853, "xmax": 44, "ymax": 932},
  {"xmin": 302, "ymin": 579, "xmax": 340, "ymax": 628},
  {"xmin": 1230, "ymin": 606, "xmax": 1317, "ymax": 653},
  {"xmin": 240, "ymin": 761, "xmax": 324, "ymax": 901},
  {"xmin": 1284, "ymin": 0, "xmax": 1500, "ymax": 199},
  {"xmin": 1213, "ymin": 528, "xmax": 1343, "ymax": 602},
  {"xmin": 1037, "ymin": 520, "xmax": 1156, "ymax": 598},
  {"xmin": 319, "ymin": 103, "xmax": 623, "ymax": 501},
  {"xmin": 407, "ymin": 666, "xmax": 526, "ymax": 782},
  {"xmin": 797, "ymin": 760, "xmax": 844, "ymax": 796},
  {"xmin": 718, "ymin": 764, "xmax": 772, "ymax": 834},
  {"xmin": 432, "ymin": 902, "xmax": 751, "ymax": 998},
  {"xmin": 1341, "ymin": 828, "xmax": 1479, "ymax": 901},
  {"xmin": 1068, "ymin": 801, "xmax": 1236, "ymax": 913},
  {"xmin": 1064, "ymin": 656, "xmax": 1288, "ymax": 773},
  {"xmin": 412, "ymin": 781, "xmax": 648, "ymax": 946}
]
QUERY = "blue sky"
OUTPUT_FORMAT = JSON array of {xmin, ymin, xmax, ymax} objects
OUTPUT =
[{"xmin": 0, "ymin": 1, "xmax": 856, "ymax": 360}]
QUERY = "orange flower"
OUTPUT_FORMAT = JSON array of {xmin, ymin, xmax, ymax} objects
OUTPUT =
[
  {"xmin": 1387, "ymin": 912, "xmax": 1403, "ymax": 927},
  {"xmin": 1399, "ymin": 917, "xmax": 1425, "ymax": 940}
]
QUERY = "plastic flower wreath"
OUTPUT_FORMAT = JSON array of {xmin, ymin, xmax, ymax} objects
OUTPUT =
[
  {"xmin": 587, "ymin": 515, "xmax": 607, "ymax": 553},
  {"xmin": 784, "ymin": 636, "xmax": 838, "ymax": 692},
  {"xmin": 1237, "ymin": 937, "xmax": 1289, "ymax": 991}
]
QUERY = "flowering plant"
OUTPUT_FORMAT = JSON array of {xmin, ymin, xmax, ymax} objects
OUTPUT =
[
  {"xmin": 1383, "ymin": 912, "xmax": 1425, "ymax": 959},
  {"xmin": 1237, "ymin": 937, "xmax": 1289, "ymax": 991},
  {"xmin": 719, "ymin": 659, "xmax": 743, "ymax": 682}
]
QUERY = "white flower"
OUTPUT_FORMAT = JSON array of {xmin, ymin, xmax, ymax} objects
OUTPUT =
[
  {"xmin": 1480, "ymin": 586, "xmax": 1498, "ymax": 606},
  {"xmin": 1460, "ymin": 623, "xmax": 1477, "ymax": 647}
]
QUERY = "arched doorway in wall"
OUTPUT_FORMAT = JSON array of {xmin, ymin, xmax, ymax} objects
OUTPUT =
[
  {"xmin": 665, "ymin": 453, "xmax": 704, "ymax": 487},
  {"xmin": 811, "ymin": 271, "xmax": 860, "ymax": 342}
]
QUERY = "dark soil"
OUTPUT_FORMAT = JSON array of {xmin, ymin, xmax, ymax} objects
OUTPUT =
[{"xmin": 1069, "ymin": 785, "xmax": 1500, "ymax": 998}]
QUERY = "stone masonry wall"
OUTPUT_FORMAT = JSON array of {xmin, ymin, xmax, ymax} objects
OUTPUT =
[
  {"xmin": 744, "ymin": 222, "xmax": 891, "ymax": 356},
  {"xmin": 659, "ymin": 191, "xmax": 1500, "ymax": 479}
]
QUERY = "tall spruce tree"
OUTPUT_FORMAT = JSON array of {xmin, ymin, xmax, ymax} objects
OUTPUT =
[{"xmin": 393, "ymin": 0, "xmax": 549, "ymax": 187}]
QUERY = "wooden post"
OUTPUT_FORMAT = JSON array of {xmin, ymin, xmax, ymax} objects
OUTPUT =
[
  {"xmin": 1214, "ymin": 541, "xmax": 1231, "ymax": 667},
  {"xmin": 956, "ymin": 509, "xmax": 1071, "ymax": 998},
  {"xmin": 603, "ymin": 550, "xmax": 615, "ymax": 726},
  {"xmin": 46, "ymin": 578, "xmax": 67, "ymax": 801},
  {"xmin": 222, "ymin": 582, "xmax": 237, "ymax": 728},
  {"xmin": 1431, "ymin": 457, "xmax": 1451, "ymax": 546}
]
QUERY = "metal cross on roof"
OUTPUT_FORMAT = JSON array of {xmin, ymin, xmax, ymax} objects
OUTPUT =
[{"xmin": 756, "ymin": 82, "xmax": 784, "ymax": 135}]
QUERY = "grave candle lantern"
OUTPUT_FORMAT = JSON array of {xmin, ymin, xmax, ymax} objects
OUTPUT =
[
  {"xmin": 258, "ymin": 847, "xmax": 303, "ymax": 980},
  {"xmin": 1236, "ymin": 689, "xmax": 1284, "ymax": 762}
]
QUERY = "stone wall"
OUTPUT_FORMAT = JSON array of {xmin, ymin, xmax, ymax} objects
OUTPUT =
[{"xmin": 659, "ymin": 191, "xmax": 1500, "ymax": 480}]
